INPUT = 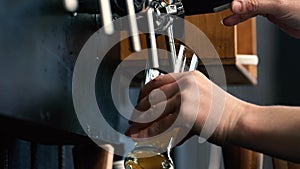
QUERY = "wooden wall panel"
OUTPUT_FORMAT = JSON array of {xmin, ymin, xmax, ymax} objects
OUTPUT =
[{"xmin": 185, "ymin": 10, "xmax": 236, "ymax": 59}]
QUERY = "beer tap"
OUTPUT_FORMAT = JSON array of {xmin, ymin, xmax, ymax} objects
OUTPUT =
[
  {"xmin": 143, "ymin": 0, "xmax": 186, "ymax": 85},
  {"xmin": 63, "ymin": 0, "xmax": 79, "ymax": 13},
  {"xmin": 63, "ymin": 0, "xmax": 114, "ymax": 35},
  {"xmin": 62, "ymin": 0, "xmax": 232, "ymax": 67},
  {"xmin": 99, "ymin": 0, "xmax": 115, "ymax": 35},
  {"xmin": 126, "ymin": 0, "xmax": 142, "ymax": 52},
  {"xmin": 146, "ymin": 0, "xmax": 185, "ymax": 72}
]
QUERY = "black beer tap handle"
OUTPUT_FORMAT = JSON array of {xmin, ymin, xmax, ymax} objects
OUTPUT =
[{"xmin": 182, "ymin": 0, "xmax": 233, "ymax": 15}]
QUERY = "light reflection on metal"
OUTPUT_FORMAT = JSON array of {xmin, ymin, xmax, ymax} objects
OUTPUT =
[
  {"xmin": 126, "ymin": 0, "xmax": 141, "ymax": 52},
  {"xmin": 99, "ymin": 0, "xmax": 114, "ymax": 35},
  {"xmin": 64, "ymin": 0, "xmax": 78, "ymax": 12}
]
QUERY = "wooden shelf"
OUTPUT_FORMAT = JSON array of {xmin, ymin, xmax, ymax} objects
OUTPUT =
[
  {"xmin": 223, "ymin": 145, "xmax": 263, "ymax": 169},
  {"xmin": 273, "ymin": 158, "xmax": 300, "ymax": 169},
  {"xmin": 185, "ymin": 10, "xmax": 258, "ymax": 85}
]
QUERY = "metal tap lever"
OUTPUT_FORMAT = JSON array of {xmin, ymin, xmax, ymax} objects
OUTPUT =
[
  {"xmin": 146, "ymin": 0, "xmax": 184, "ymax": 33},
  {"xmin": 99, "ymin": 0, "xmax": 114, "ymax": 35},
  {"xmin": 63, "ymin": 0, "xmax": 79, "ymax": 12},
  {"xmin": 150, "ymin": 0, "xmax": 184, "ymax": 17},
  {"xmin": 126, "ymin": 0, "xmax": 142, "ymax": 52},
  {"xmin": 146, "ymin": 8, "xmax": 159, "ymax": 69}
]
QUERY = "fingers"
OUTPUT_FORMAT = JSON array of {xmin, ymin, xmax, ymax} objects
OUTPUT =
[
  {"xmin": 128, "ymin": 78, "xmax": 181, "ymax": 124},
  {"xmin": 222, "ymin": 0, "xmax": 259, "ymax": 26},
  {"xmin": 137, "ymin": 81, "xmax": 180, "ymax": 109},
  {"xmin": 127, "ymin": 114, "xmax": 177, "ymax": 138},
  {"xmin": 231, "ymin": 0, "xmax": 259, "ymax": 14},
  {"xmin": 138, "ymin": 73, "xmax": 183, "ymax": 102},
  {"xmin": 126, "ymin": 93, "xmax": 181, "ymax": 136},
  {"xmin": 130, "ymin": 97, "xmax": 178, "ymax": 126},
  {"xmin": 223, "ymin": 0, "xmax": 278, "ymax": 26},
  {"xmin": 126, "ymin": 71, "xmax": 201, "ymax": 139},
  {"xmin": 222, "ymin": 13, "xmax": 256, "ymax": 26},
  {"xmin": 126, "ymin": 77, "xmax": 185, "ymax": 136},
  {"xmin": 128, "ymin": 73, "xmax": 180, "ymax": 124}
]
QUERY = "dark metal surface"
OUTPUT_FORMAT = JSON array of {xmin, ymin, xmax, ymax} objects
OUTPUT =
[
  {"xmin": 182, "ymin": 0, "xmax": 232, "ymax": 15},
  {"xmin": 0, "ymin": 0, "xmax": 108, "ymax": 143}
]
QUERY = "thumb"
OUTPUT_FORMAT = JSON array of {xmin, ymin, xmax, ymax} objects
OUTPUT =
[
  {"xmin": 231, "ymin": 0, "xmax": 259, "ymax": 14},
  {"xmin": 223, "ymin": 0, "xmax": 275, "ymax": 26},
  {"xmin": 231, "ymin": 0, "xmax": 276, "ymax": 14}
]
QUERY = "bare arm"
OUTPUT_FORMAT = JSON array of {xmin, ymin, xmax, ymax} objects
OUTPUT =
[
  {"xmin": 229, "ymin": 103, "xmax": 300, "ymax": 163},
  {"xmin": 126, "ymin": 71, "xmax": 300, "ymax": 163}
]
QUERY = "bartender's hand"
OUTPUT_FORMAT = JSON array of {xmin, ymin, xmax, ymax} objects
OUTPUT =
[
  {"xmin": 223, "ymin": 0, "xmax": 300, "ymax": 38},
  {"xmin": 125, "ymin": 71, "xmax": 245, "ymax": 145},
  {"xmin": 125, "ymin": 71, "xmax": 300, "ymax": 162}
]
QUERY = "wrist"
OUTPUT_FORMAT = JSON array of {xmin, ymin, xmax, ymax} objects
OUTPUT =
[
  {"xmin": 208, "ymin": 95, "xmax": 251, "ymax": 146},
  {"xmin": 193, "ymin": 92, "xmax": 248, "ymax": 145},
  {"xmin": 228, "ymin": 101, "xmax": 261, "ymax": 146}
]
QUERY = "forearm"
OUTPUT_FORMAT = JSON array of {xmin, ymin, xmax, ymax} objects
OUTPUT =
[{"xmin": 230, "ymin": 104, "xmax": 300, "ymax": 163}]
